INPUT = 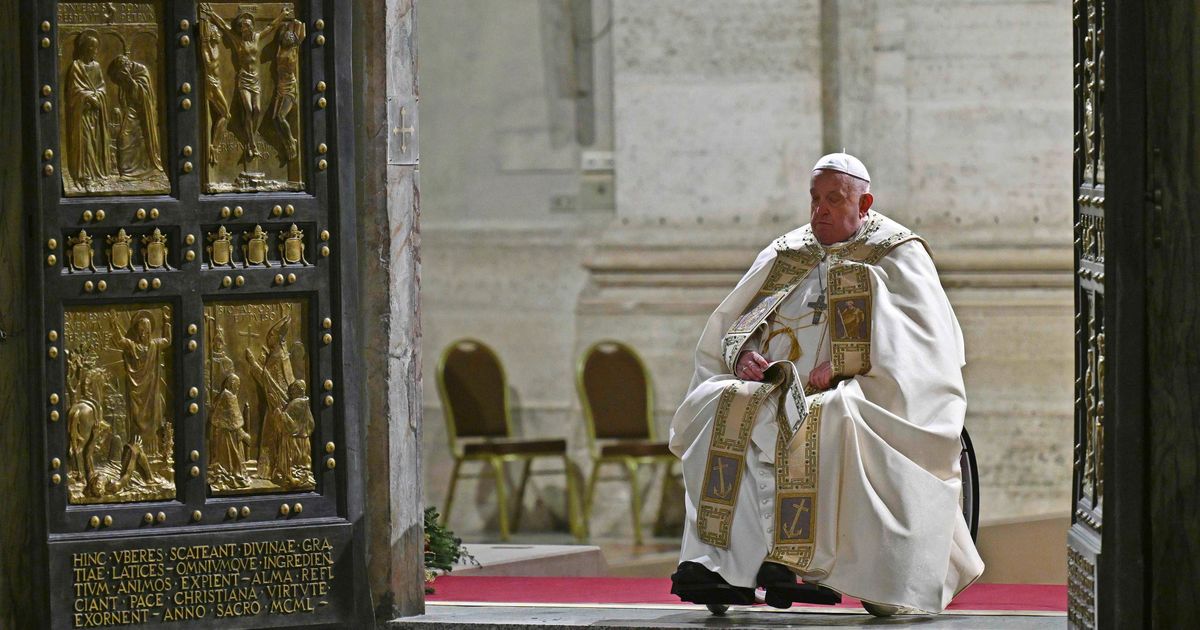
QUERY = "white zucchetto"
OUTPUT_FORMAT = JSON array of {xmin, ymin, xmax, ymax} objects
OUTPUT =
[{"xmin": 812, "ymin": 152, "xmax": 870, "ymax": 183}]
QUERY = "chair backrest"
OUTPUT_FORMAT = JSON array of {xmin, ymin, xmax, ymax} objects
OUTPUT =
[
  {"xmin": 437, "ymin": 339, "xmax": 511, "ymax": 444},
  {"xmin": 577, "ymin": 340, "xmax": 655, "ymax": 444}
]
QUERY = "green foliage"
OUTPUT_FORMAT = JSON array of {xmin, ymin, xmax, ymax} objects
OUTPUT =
[{"xmin": 424, "ymin": 506, "xmax": 471, "ymax": 575}]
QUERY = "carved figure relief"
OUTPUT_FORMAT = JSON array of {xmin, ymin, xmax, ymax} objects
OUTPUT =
[
  {"xmin": 271, "ymin": 19, "xmax": 305, "ymax": 161},
  {"xmin": 204, "ymin": 300, "xmax": 314, "ymax": 495},
  {"xmin": 1082, "ymin": 311, "xmax": 1098, "ymax": 502},
  {"xmin": 198, "ymin": 3, "xmax": 305, "ymax": 193},
  {"xmin": 208, "ymin": 374, "xmax": 252, "ymax": 489},
  {"xmin": 64, "ymin": 304, "xmax": 175, "ymax": 504},
  {"xmin": 1094, "ymin": 331, "xmax": 1106, "ymax": 503},
  {"xmin": 57, "ymin": 3, "xmax": 169, "ymax": 196},
  {"xmin": 1081, "ymin": 1, "xmax": 1105, "ymax": 185},
  {"xmin": 199, "ymin": 18, "xmax": 231, "ymax": 167}
]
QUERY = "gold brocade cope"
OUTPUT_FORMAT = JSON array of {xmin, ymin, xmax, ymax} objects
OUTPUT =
[
  {"xmin": 204, "ymin": 299, "xmax": 314, "ymax": 495},
  {"xmin": 721, "ymin": 239, "xmax": 824, "ymax": 371},
  {"xmin": 720, "ymin": 212, "xmax": 924, "ymax": 374},
  {"xmin": 57, "ymin": 2, "xmax": 170, "ymax": 197},
  {"xmin": 828, "ymin": 262, "xmax": 873, "ymax": 380},
  {"xmin": 697, "ymin": 366, "xmax": 791, "ymax": 548},
  {"xmin": 767, "ymin": 393, "xmax": 824, "ymax": 570},
  {"xmin": 63, "ymin": 304, "xmax": 175, "ymax": 504}
]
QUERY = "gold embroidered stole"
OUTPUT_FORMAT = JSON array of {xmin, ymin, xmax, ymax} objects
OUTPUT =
[
  {"xmin": 699, "ymin": 212, "xmax": 924, "ymax": 559},
  {"xmin": 720, "ymin": 240, "xmax": 824, "ymax": 372},
  {"xmin": 766, "ymin": 392, "xmax": 823, "ymax": 569},
  {"xmin": 696, "ymin": 367, "xmax": 790, "ymax": 547},
  {"xmin": 828, "ymin": 262, "xmax": 873, "ymax": 379}
]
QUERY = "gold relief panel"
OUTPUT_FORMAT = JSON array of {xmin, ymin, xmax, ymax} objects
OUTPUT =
[
  {"xmin": 203, "ymin": 300, "xmax": 314, "ymax": 495},
  {"xmin": 57, "ymin": 2, "xmax": 170, "ymax": 197},
  {"xmin": 1079, "ymin": 0, "xmax": 1105, "ymax": 186},
  {"xmin": 63, "ymin": 304, "xmax": 175, "ymax": 504},
  {"xmin": 198, "ymin": 2, "xmax": 305, "ymax": 193}
]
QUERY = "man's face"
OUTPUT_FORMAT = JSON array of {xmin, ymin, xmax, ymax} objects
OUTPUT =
[
  {"xmin": 82, "ymin": 38, "xmax": 98, "ymax": 62},
  {"xmin": 809, "ymin": 170, "xmax": 873, "ymax": 245}
]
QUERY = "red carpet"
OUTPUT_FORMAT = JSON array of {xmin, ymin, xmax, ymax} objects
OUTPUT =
[{"xmin": 427, "ymin": 576, "xmax": 1067, "ymax": 613}]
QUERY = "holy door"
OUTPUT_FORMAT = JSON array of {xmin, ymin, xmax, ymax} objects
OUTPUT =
[
  {"xmin": 1069, "ymin": 1, "xmax": 1106, "ymax": 628},
  {"xmin": 21, "ymin": 1, "xmax": 370, "ymax": 627}
]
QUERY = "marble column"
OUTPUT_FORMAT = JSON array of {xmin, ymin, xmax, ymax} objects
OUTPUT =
[{"xmin": 356, "ymin": 0, "xmax": 425, "ymax": 619}]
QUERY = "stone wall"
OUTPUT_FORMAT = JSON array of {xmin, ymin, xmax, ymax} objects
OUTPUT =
[{"xmin": 419, "ymin": 0, "xmax": 1073, "ymax": 540}]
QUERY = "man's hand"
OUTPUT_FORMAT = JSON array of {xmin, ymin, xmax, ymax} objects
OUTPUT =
[
  {"xmin": 808, "ymin": 361, "xmax": 833, "ymax": 390},
  {"xmin": 735, "ymin": 351, "xmax": 770, "ymax": 381}
]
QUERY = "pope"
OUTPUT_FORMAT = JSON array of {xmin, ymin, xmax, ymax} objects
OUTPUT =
[{"xmin": 668, "ymin": 153, "xmax": 984, "ymax": 616}]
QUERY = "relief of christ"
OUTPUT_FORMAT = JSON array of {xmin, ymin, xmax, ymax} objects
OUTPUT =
[{"xmin": 199, "ymin": 3, "xmax": 291, "ymax": 164}]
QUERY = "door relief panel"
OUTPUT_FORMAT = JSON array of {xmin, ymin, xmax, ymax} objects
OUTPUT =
[
  {"xmin": 64, "ymin": 303, "xmax": 175, "ymax": 504},
  {"xmin": 57, "ymin": 2, "xmax": 170, "ymax": 196},
  {"xmin": 27, "ymin": 1, "xmax": 367, "ymax": 626},
  {"xmin": 198, "ymin": 2, "xmax": 305, "ymax": 193},
  {"xmin": 204, "ymin": 298, "xmax": 314, "ymax": 495}
]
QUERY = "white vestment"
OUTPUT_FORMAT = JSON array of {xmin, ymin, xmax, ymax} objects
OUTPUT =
[{"xmin": 670, "ymin": 211, "xmax": 983, "ymax": 613}]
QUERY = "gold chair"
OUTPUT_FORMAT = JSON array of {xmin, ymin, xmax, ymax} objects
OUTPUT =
[
  {"xmin": 437, "ymin": 338, "xmax": 584, "ymax": 541},
  {"xmin": 577, "ymin": 340, "xmax": 678, "ymax": 545}
]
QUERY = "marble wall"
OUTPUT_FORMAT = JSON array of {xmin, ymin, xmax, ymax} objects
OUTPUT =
[{"xmin": 418, "ymin": 0, "xmax": 1074, "ymax": 540}]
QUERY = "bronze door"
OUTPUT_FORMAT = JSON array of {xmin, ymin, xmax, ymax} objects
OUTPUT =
[
  {"xmin": 24, "ymin": 1, "xmax": 368, "ymax": 627},
  {"xmin": 1070, "ymin": 0, "xmax": 1105, "ymax": 628}
]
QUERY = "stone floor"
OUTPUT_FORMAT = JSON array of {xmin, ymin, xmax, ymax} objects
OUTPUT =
[
  {"xmin": 391, "ymin": 604, "xmax": 1065, "ymax": 629},
  {"xmin": 452, "ymin": 534, "xmax": 680, "ymax": 577}
]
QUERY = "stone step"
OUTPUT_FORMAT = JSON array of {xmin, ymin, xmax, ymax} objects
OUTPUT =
[
  {"xmin": 450, "ymin": 544, "xmax": 608, "ymax": 577},
  {"xmin": 391, "ymin": 604, "xmax": 1065, "ymax": 629}
]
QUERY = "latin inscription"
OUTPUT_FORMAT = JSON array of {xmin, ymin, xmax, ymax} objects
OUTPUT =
[{"xmin": 70, "ymin": 537, "xmax": 334, "ymax": 627}]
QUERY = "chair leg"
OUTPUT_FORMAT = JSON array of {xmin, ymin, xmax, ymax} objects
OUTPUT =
[
  {"xmin": 511, "ymin": 458, "xmax": 533, "ymax": 533},
  {"xmin": 564, "ymin": 454, "xmax": 585, "ymax": 541},
  {"xmin": 442, "ymin": 458, "xmax": 464, "ymax": 527},
  {"xmin": 624, "ymin": 459, "xmax": 643, "ymax": 546},
  {"xmin": 584, "ymin": 459, "xmax": 602, "ymax": 524},
  {"xmin": 652, "ymin": 459, "xmax": 673, "ymax": 535},
  {"xmin": 489, "ymin": 458, "xmax": 510, "ymax": 541}
]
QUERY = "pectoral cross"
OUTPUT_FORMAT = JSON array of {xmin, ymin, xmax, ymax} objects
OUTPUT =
[{"xmin": 807, "ymin": 292, "xmax": 827, "ymax": 325}]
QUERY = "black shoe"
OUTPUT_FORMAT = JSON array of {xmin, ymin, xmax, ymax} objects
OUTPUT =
[
  {"xmin": 670, "ymin": 562, "xmax": 755, "ymax": 606},
  {"xmin": 755, "ymin": 562, "xmax": 842, "ymax": 609}
]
